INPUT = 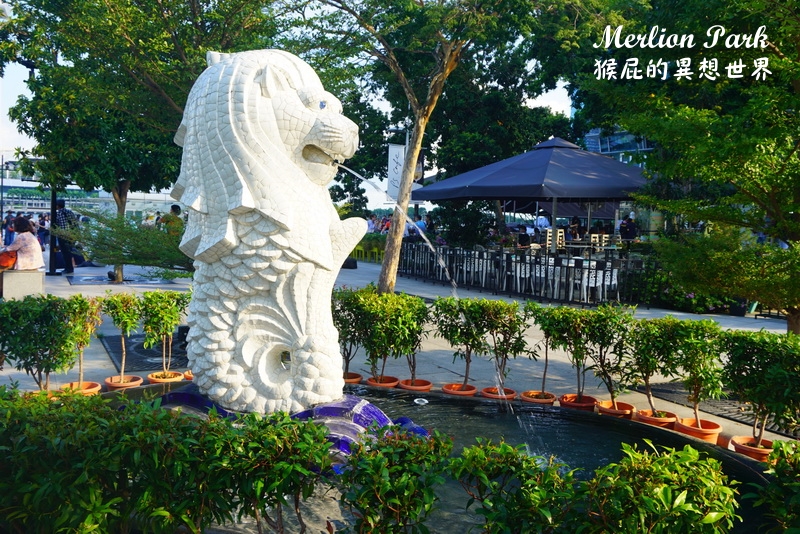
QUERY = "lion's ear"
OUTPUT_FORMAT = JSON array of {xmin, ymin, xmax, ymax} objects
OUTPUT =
[
  {"xmin": 257, "ymin": 65, "xmax": 293, "ymax": 98},
  {"xmin": 206, "ymin": 51, "xmax": 229, "ymax": 66}
]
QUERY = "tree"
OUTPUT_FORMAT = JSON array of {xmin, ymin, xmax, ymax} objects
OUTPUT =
[
  {"xmin": 297, "ymin": 0, "xmax": 579, "ymax": 293},
  {"xmin": 569, "ymin": 0, "xmax": 800, "ymax": 332},
  {"xmin": 1, "ymin": 0, "xmax": 283, "ymax": 279}
]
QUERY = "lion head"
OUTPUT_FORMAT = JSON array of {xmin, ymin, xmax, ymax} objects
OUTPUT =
[{"xmin": 171, "ymin": 50, "xmax": 359, "ymax": 266}]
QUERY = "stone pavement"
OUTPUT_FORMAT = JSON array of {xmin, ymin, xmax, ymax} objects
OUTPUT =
[{"xmin": 0, "ymin": 260, "xmax": 790, "ymax": 446}]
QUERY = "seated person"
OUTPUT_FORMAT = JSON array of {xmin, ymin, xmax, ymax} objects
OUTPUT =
[{"xmin": 1, "ymin": 216, "xmax": 44, "ymax": 271}]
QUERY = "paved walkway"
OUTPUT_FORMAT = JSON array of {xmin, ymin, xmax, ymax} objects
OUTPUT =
[{"xmin": 1, "ymin": 260, "xmax": 790, "ymax": 446}]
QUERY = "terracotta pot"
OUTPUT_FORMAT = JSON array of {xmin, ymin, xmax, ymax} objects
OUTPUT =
[
  {"xmin": 343, "ymin": 372, "xmax": 363, "ymax": 384},
  {"xmin": 635, "ymin": 409, "xmax": 678, "ymax": 429},
  {"xmin": 60, "ymin": 381, "xmax": 102, "ymax": 396},
  {"xmin": 365, "ymin": 375, "xmax": 399, "ymax": 388},
  {"xmin": 104, "ymin": 375, "xmax": 144, "ymax": 391},
  {"xmin": 442, "ymin": 383, "xmax": 477, "ymax": 396},
  {"xmin": 481, "ymin": 387, "xmax": 517, "ymax": 400},
  {"xmin": 398, "ymin": 378, "xmax": 433, "ymax": 392},
  {"xmin": 674, "ymin": 418, "xmax": 723, "ymax": 444},
  {"xmin": 558, "ymin": 394, "xmax": 598, "ymax": 412},
  {"xmin": 183, "ymin": 370, "xmax": 194, "ymax": 381},
  {"xmin": 596, "ymin": 400, "xmax": 637, "ymax": 419},
  {"xmin": 147, "ymin": 371, "xmax": 185, "ymax": 384},
  {"xmin": 520, "ymin": 391, "xmax": 556, "ymax": 405},
  {"xmin": 730, "ymin": 436, "xmax": 774, "ymax": 462}
]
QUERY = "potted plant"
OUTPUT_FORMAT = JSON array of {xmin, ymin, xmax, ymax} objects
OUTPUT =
[
  {"xmin": 583, "ymin": 305, "xmax": 636, "ymax": 418},
  {"xmin": 60, "ymin": 294, "xmax": 103, "ymax": 395},
  {"xmin": 431, "ymin": 297, "xmax": 491, "ymax": 396},
  {"xmin": 333, "ymin": 285, "xmax": 375, "ymax": 384},
  {"xmin": 624, "ymin": 316, "xmax": 682, "ymax": 428},
  {"xmin": 360, "ymin": 291, "xmax": 427, "ymax": 388},
  {"xmin": 0, "ymin": 295, "xmax": 79, "ymax": 391},
  {"xmin": 673, "ymin": 319, "xmax": 725, "ymax": 443},
  {"xmin": 721, "ymin": 330, "xmax": 799, "ymax": 461},
  {"xmin": 140, "ymin": 290, "xmax": 192, "ymax": 383},
  {"xmin": 480, "ymin": 300, "xmax": 532, "ymax": 400},
  {"xmin": 542, "ymin": 306, "xmax": 597, "ymax": 410},
  {"xmin": 521, "ymin": 302, "xmax": 558, "ymax": 405},
  {"xmin": 101, "ymin": 292, "xmax": 144, "ymax": 390}
]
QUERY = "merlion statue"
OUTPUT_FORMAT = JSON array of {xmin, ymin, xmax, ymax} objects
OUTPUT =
[{"xmin": 171, "ymin": 49, "xmax": 366, "ymax": 413}]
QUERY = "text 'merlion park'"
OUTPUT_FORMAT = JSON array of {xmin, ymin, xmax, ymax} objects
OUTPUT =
[{"xmin": 593, "ymin": 25, "xmax": 771, "ymax": 81}]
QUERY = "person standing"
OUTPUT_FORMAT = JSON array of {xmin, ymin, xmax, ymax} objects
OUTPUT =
[
  {"xmin": 54, "ymin": 199, "xmax": 78, "ymax": 274},
  {"xmin": 3, "ymin": 210, "xmax": 14, "ymax": 246},
  {"xmin": 159, "ymin": 204, "xmax": 184, "ymax": 236}
]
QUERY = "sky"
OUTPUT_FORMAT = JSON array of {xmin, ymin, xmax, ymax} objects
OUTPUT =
[
  {"xmin": 0, "ymin": 61, "xmax": 573, "ymax": 209},
  {"xmin": 0, "ymin": 62, "xmax": 34, "ymax": 159}
]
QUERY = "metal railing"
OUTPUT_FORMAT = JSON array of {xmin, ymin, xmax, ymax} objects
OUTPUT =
[{"xmin": 398, "ymin": 242, "xmax": 657, "ymax": 306}]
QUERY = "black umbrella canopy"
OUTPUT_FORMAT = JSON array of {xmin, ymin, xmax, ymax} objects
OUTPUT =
[{"xmin": 412, "ymin": 137, "xmax": 646, "ymax": 203}]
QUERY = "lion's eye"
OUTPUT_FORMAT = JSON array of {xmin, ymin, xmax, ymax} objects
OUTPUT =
[{"xmin": 319, "ymin": 101, "xmax": 327, "ymax": 110}]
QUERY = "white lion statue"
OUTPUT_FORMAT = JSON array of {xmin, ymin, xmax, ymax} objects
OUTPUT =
[{"xmin": 171, "ymin": 49, "xmax": 366, "ymax": 413}]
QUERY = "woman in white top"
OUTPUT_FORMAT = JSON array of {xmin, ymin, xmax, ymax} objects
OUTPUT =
[{"xmin": 2, "ymin": 216, "xmax": 45, "ymax": 270}]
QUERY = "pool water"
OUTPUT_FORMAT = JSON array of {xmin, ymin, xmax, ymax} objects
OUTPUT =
[{"xmin": 346, "ymin": 385, "xmax": 774, "ymax": 533}]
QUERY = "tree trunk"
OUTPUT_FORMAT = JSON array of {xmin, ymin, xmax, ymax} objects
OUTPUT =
[
  {"xmin": 110, "ymin": 180, "xmax": 130, "ymax": 282},
  {"xmin": 787, "ymin": 308, "xmax": 800, "ymax": 335},
  {"xmin": 378, "ymin": 117, "xmax": 428, "ymax": 294}
]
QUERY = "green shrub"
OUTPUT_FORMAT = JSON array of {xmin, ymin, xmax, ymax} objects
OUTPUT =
[
  {"xmin": 339, "ymin": 426, "xmax": 453, "ymax": 533},
  {"xmin": 431, "ymin": 297, "xmax": 493, "ymax": 389},
  {"xmin": 750, "ymin": 440, "xmax": 800, "ymax": 532},
  {"xmin": 449, "ymin": 439, "xmax": 577, "ymax": 533},
  {"xmin": 0, "ymin": 295, "xmax": 80, "ymax": 390},
  {"xmin": 573, "ymin": 441, "xmax": 740, "ymax": 533}
]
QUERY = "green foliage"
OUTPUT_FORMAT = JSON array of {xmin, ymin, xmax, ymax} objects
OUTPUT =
[
  {"xmin": 55, "ymin": 210, "xmax": 194, "ymax": 274},
  {"xmin": 0, "ymin": 392, "xmax": 331, "ymax": 533},
  {"xmin": 449, "ymin": 439, "xmax": 577, "ymax": 533},
  {"xmin": 431, "ymin": 297, "xmax": 494, "ymax": 388},
  {"xmin": 531, "ymin": 305, "xmax": 591, "ymax": 400},
  {"xmin": 481, "ymin": 300, "xmax": 533, "ymax": 390},
  {"xmin": 582, "ymin": 305, "xmax": 635, "ymax": 404},
  {"xmin": 140, "ymin": 290, "xmax": 192, "ymax": 375},
  {"xmin": 573, "ymin": 441, "xmax": 739, "ymax": 533},
  {"xmin": 224, "ymin": 412, "xmax": 333, "ymax": 533},
  {"xmin": 430, "ymin": 200, "xmax": 496, "ymax": 250},
  {"xmin": 0, "ymin": 294, "xmax": 79, "ymax": 390},
  {"xmin": 339, "ymin": 426, "xmax": 453, "ymax": 534},
  {"xmin": 623, "ymin": 316, "xmax": 684, "ymax": 413},
  {"xmin": 332, "ymin": 285, "xmax": 376, "ymax": 375},
  {"xmin": 2, "ymin": 0, "xmax": 281, "ymax": 213},
  {"xmin": 673, "ymin": 319, "xmax": 724, "ymax": 424},
  {"xmin": 720, "ymin": 330, "xmax": 800, "ymax": 445},
  {"xmin": 63, "ymin": 294, "xmax": 103, "ymax": 387},
  {"xmin": 357, "ymin": 291, "xmax": 428, "ymax": 381},
  {"xmin": 652, "ymin": 227, "xmax": 800, "ymax": 332},
  {"xmin": 750, "ymin": 440, "xmax": 800, "ymax": 532},
  {"xmin": 569, "ymin": 0, "xmax": 800, "ymax": 331},
  {"xmin": 101, "ymin": 292, "xmax": 144, "ymax": 381}
]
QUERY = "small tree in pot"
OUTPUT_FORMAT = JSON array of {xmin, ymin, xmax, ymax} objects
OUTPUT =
[
  {"xmin": 583, "ymin": 304, "xmax": 635, "ymax": 411},
  {"xmin": 675, "ymin": 319, "xmax": 724, "ymax": 429},
  {"xmin": 482, "ymin": 300, "xmax": 532, "ymax": 396},
  {"xmin": 140, "ymin": 290, "xmax": 192, "ymax": 380},
  {"xmin": 721, "ymin": 330, "xmax": 800, "ymax": 449},
  {"xmin": 332, "ymin": 285, "xmax": 375, "ymax": 379},
  {"xmin": 0, "ymin": 295, "xmax": 77, "ymax": 391},
  {"xmin": 62, "ymin": 294, "xmax": 103, "ymax": 393},
  {"xmin": 542, "ymin": 306, "xmax": 592, "ymax": 403},
  {"xmin": 431, "ymin": 297, "xmax": 491, "ymax": 392},
  {"xmin": 623, "ymin": 316, "xmax": 683, "ymax": 416},
  {"xmin": 360, "ymin": 292, "xmax": 428, "ymax": 384},
  {"xmin": 101, "ymin": 291, "xmax": 144, "ymax": 387}
]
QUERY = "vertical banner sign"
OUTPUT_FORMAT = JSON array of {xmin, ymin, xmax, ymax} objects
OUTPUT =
[{"xmin": 387, "ymin": 144, "xmax": 405, "ymax": 201}]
